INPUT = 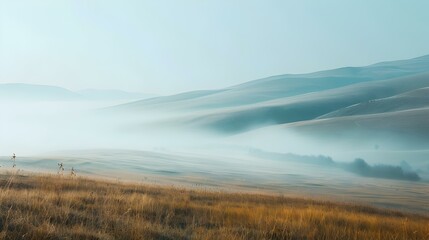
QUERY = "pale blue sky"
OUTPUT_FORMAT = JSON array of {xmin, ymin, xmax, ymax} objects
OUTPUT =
[{"xmin": 1, "ymin": 0, "xmax": 429, "ymax": 94}]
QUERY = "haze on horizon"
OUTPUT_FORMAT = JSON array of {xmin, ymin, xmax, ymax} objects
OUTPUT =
[{"xmin": 1, "ymin": 0, "xmax": 429, "ymax": 94}]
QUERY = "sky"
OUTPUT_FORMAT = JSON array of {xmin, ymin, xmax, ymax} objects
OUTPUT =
[{"xmin": 1, "ymin": 0, "xmax": 429, "ymax": 95}]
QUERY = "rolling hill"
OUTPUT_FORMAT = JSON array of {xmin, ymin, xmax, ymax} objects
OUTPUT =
[
  {"xmin": 186, "ymin": 72, "xmax": 429, "ymax": 133},
  {"xmin": 318, "ymin": 87, "xmax": 429, "ymax": 119},
  {"xmin": 0, "ymin": 83, "xmax": 81, "ymax": 101},
  {"xmin": 77, "ymin": 89, "xmax": 156, "ymax": 101},
  {"xmin": 114, "ymin": 55, "xmax": 429, "ymax": 112},
  {"xmin": 0, "ymin": 83, "xmax": 154, "ymax": 102},
  {"xmin": 109, "ymin": 55, "xmax": 429, "ymax": 142}
]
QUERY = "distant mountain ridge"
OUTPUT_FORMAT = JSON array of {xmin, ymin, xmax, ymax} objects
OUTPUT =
[
  {"xmin": 0, "ymin": 83, "xmax": 80, "ymax": 101},
  {"xmin": 115, "ymin": 54, "xmax": 429, "ymax": 112},
  {"xmin": 110, "ymin": 54, "xmax": 429, "ymax": 141},
  {"xmin": 0, "ymin": 83, "xmax": 155, "ymax": 102},
  {"xmin": 77, "ymin": 89, "xmax": 156, "ymax": 101},
  {"xmin": 188, "ymin": 72, "xmax": 429, "ymax": 133}
]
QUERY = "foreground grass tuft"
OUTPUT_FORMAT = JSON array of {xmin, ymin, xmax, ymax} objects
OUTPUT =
[{"xmin": 0, "ymin": 173, "xmax": 427, "ymax": 240}]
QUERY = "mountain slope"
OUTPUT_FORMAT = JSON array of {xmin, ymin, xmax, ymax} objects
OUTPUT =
[
  {"xmin": 187, "ymin": 73, "xmax": 429, "ymax": 133},
  {"xmin": 107, "ymin": 55, "xmax": 429, "ymax": 138},
  {"xmin": 78, "ymin": 89, "xmax": 156, "ymax": 101},
  {"xmin": 285, "ymin": 107, "xmax": 429, "ymax": 148},
  {"xmin": 0, "ymin": 83, "xmax": 81, "ymax": 101},
  {"xmin": 318, "ymin": 87, "xmax": 429, "ymax": 119},
  {"xmin": 0, "ymin": 83, "xmax": 154, "ymax": 102},
  {"xmin": 114, "ymin": 55, "xmax": 429, "ymax": 112}
]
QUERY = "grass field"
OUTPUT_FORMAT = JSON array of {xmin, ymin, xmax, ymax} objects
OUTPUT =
[{"xmin": 0, "ymin": 172, "xmax": 427, "ymax": 240}]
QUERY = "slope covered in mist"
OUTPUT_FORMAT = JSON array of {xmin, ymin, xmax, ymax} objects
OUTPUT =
[
  {"xmin": 114, "ymin": 55, "xmax": 429, "ymax": 112},
  {"xmin": 319, "ymin": 87, "xmax": 429, "ymax": 118},
  {"xmin": 0, "ymin": 83, "xmax": 154, "ymax": 102},
  {"xmin": 287, "ymin": 107, "xmax": 429, "ymax": 146},
  {"xmin": 0, "ymin": 83, "xmax": 81, "ymax": 101},
  {"xmin": 185, "ymin": 73, "xmax": 429, "ymax": 133},
  {"xmin": 77, "ymin": 89, "xmax": 156, "ymax": 101},
  {"xmin": 109, "ymin": 55, "xmax": 429, "ymax": 148}
]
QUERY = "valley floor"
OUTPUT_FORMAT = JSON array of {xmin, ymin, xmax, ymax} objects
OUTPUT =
[
  {"xmin": 4, "ymin": 150, "xmax": 428, "ymax": 215},
  {"xmin": 0, "ymin": 172, "xmax": 427, "ymax": 240}
]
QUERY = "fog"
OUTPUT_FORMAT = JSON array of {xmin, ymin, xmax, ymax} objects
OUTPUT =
[
  {"xmin": 0, "ymin": 100, "xmax": 202, "ymax": 154},
  {"xmin": 0, "ymin": 100, "xmax": 428, "ymax": 213},
  {"xmin": 1, "ymin": 100, "xmax": 428, "ymax": 177},
  {"xmin": 249, "ymin": 150, "xmax": 421, "ymax": 181}
]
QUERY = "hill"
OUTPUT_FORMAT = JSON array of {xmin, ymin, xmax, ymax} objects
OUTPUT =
[
  {"xmin": 185, "ymin": 72, "xmax": 429, "ymax": 133},
  {"xmin": 114, "ymin": 55, "xmax": 429, "ymax": 112},
  {"xmin": 318, "ymin": 87, "xmax": 429, "ymax": 118},
  {"xmin": 0, "ymin": 83, "xmax": 154, "ymax": 102},
  {"xmin": 108, "ymin": 55, "xmax": 429, "ymax": 139},
  {"xmin": 77, "ymin": 89, "xmax": 156, "ymax": 101},
  {"xmin": 0, "ymin": 83, "xmax": 81, "ymax": 101}
]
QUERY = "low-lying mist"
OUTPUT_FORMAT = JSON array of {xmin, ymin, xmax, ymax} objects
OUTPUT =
[
  {"xmin": 249, "ymin": 150, "xmax": 421, "ymax": 181},
  {"xmin": 1, "ymin": 99, "xmax": 428, "ymax": 213},
  {"xmin": 0, "ymin": 101, "xmax": 204, "ymax": 155},
  {"xmin": 1, "ymin": 100, "xmax": 428, "ymax": 179},
  {"xmin": 344, "ymin": 158, "xmax": 420, "ymax": 181}
]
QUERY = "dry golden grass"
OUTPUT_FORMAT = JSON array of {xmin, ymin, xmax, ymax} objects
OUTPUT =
[{"xmin": 0, "ymin": 173, "xmax": 427, "ymax": 240}]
